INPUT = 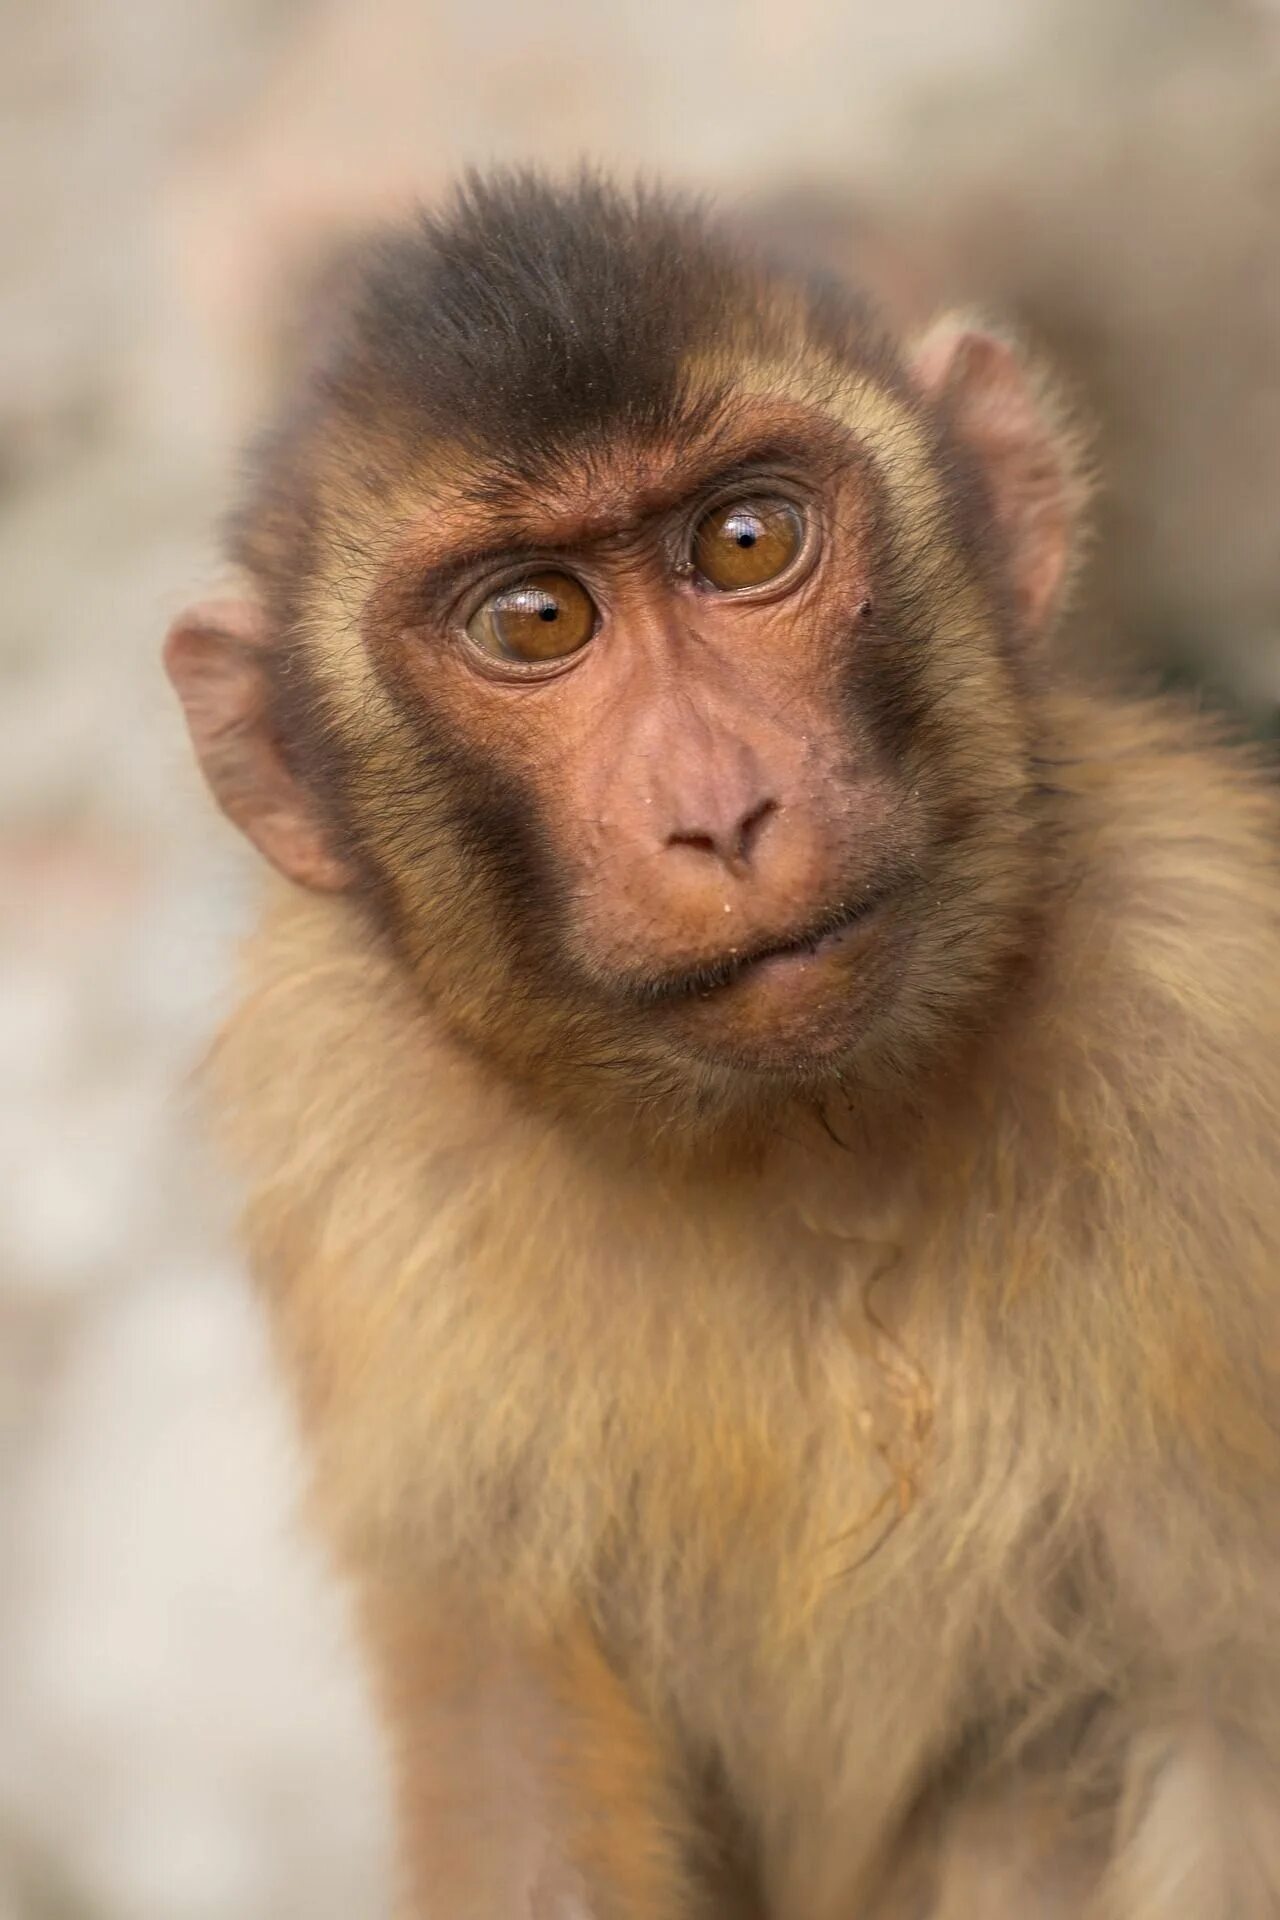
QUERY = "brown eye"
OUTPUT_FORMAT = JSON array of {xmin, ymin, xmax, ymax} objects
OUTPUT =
[
  {"xmin": 466, "ymin": 571, "xmax": 597, "ymax": 663},
  {"xmin": 693, "ymin": 496, "xmax": 804, "ymax": 591}
]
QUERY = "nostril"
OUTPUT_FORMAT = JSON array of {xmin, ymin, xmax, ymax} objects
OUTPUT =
[
  {"xmin": 666, "ymin": 797, "xmax": 778, "ymax": 873},
  {"xmin": 668, "ymin": 830, "xmax": 720, "ymax": 859},
  {"xmin": 736, "ymin": 797, "xmax": 777, "ymax": 864}
]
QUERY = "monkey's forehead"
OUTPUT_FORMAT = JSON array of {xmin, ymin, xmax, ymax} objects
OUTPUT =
[
  {"xmin": 367, "ymin": 391, "xmax": 863, "ymax": 557},
  {"xmin": 233, "ymin": 355, "xmax": 934, "ymax": 614}
]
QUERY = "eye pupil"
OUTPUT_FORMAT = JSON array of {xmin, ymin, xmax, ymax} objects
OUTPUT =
[
  {"xmin": 693, "ymin": 496, "xmax": 804, "ymax": 592},
  {"xmin": 466, "ymin": 570, "xmax": 595, "ymax": 664}
]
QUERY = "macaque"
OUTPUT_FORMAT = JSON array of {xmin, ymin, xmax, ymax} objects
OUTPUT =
[{"xmin": 166, "ymin": 174, "xmax": 1280, "ymax": 1917}]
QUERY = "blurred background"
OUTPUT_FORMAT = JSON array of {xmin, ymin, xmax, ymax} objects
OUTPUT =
[{"xmin": 2, "ymin": 2, "xmax": 1278, "ymax": 1913}]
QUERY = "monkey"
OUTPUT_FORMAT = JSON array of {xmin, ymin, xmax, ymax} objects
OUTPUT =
[{"xmin": 164, "ymin": 173, "xmax": 1280, "ymax": 1918}]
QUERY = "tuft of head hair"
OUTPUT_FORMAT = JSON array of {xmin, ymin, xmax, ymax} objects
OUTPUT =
[{"xmin": 229, "ymin": 169, "xmax": 901, "ymax": 601}]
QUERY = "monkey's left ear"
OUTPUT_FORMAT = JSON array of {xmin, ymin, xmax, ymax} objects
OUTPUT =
[
  {"xmin": 911, "ymin": 318, "xmax": 1086, "ymax": 640},
  {"xmin": 164, "ymin": 599, "xmax": 357, "ymax": 892}
]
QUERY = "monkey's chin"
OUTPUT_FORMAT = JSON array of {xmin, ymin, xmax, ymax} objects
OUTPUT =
[{"xmin": 663, "ymin": 911, "xmax": 897, "ymax": 1080}]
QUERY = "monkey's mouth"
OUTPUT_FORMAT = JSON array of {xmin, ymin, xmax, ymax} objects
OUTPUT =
[{"xmin": 624, "ymin": 888, "xmax": 895, "ymax": 1008}]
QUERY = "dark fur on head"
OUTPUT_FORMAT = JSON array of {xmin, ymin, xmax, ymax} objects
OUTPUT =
[{"xmin": 231, "ymin": 170, "xmax": 902, "ymax": 604}]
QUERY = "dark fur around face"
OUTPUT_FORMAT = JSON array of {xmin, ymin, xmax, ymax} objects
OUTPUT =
[{"xmin": 205, "ymin": 172, "xmax": 1073, "ymax": 1143}]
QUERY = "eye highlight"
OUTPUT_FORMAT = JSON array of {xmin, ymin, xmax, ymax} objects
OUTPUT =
[
  {"xmin": 693, "ymin": 496, "xmax": 805, "ymax": 592},
  {"xmin": 466, "ymin": 571, "xmax": 597, "ymax": 663}
]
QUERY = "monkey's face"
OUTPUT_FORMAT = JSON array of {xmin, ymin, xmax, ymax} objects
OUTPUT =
[
  {"xmin": 280, "ymin": 382, "xmax": 1062, "ymax": 1118},
  {"xmin": 167, "ymin": 182, "xmax": 1079, "ymax": 1130},
  {"xmin": 347, "ymin": 410, "xmax": 972, "ymax": 1089}
]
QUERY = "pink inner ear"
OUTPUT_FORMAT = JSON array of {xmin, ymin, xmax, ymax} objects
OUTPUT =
[
  {"xmin": 912, "ymin": 323, "xmax": 1072, "ymax": 639},
  {"xmin": 912, "ymin": 325, "xmax": 973, "ymax": 402},
  {"xmin": 165, "ymin": 605, "xmax": 355, "ymax": 894}
]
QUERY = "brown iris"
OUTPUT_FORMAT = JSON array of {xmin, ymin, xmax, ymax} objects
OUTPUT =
[
  {"xmin": 467, "ymin": 571, "xmax": 597, "ymax": 663},
  {"xmin": 693, "ymin": 496, "xmax": 804, "ymax": 591}
]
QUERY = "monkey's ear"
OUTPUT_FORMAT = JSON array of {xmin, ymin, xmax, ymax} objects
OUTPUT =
[
  {"xmin": 164, "ymin": 600, "xmax": 356, "ymax": 892},
  {"xmin": 911, "ymin": 318, "xmax": 1084, "ymax": 640}
]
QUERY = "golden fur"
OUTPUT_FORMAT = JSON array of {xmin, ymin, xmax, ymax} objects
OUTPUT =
[
  {"xmin": 166, "ymin": 175, "xmax": 1280, "ymax": 1916},
  {"xmin": 211, "ymin": 687, "xmax": 1280, "ymax": 1916}
]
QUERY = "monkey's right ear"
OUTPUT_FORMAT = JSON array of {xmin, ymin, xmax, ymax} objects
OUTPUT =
[
  {"xmin": 164, "ymin": 600, "xmax": 356, "ymax": 892},
  {"xmin": 910, "ymin": 317, "xmax": 1086, "ymax": 641}
]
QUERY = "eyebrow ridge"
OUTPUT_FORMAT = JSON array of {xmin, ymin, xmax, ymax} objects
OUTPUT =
[{"xmin": 412, "ymin": 437, "xmax": 826, "ymax": 592}]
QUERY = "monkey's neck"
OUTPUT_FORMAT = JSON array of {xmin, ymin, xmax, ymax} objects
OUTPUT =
[{"xmin": 217, "ymin": 876, "xmax": 921, "ymax": 1227}]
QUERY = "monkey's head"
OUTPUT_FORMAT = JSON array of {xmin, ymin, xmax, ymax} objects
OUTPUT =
[{"xmin": 168, "ymin": 174, "xmax": 1084, "ymax": 1139}]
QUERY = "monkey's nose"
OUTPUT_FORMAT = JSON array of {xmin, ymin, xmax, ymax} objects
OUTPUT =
[{"xmin": 665, "ymin": 796, "xmax": 778, "ymax": 876}]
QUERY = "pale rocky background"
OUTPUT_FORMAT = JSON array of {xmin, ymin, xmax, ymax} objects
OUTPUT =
[{"xmin": 2, "ymin": 3, "xmax": 1278, "ymax": 1915}]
